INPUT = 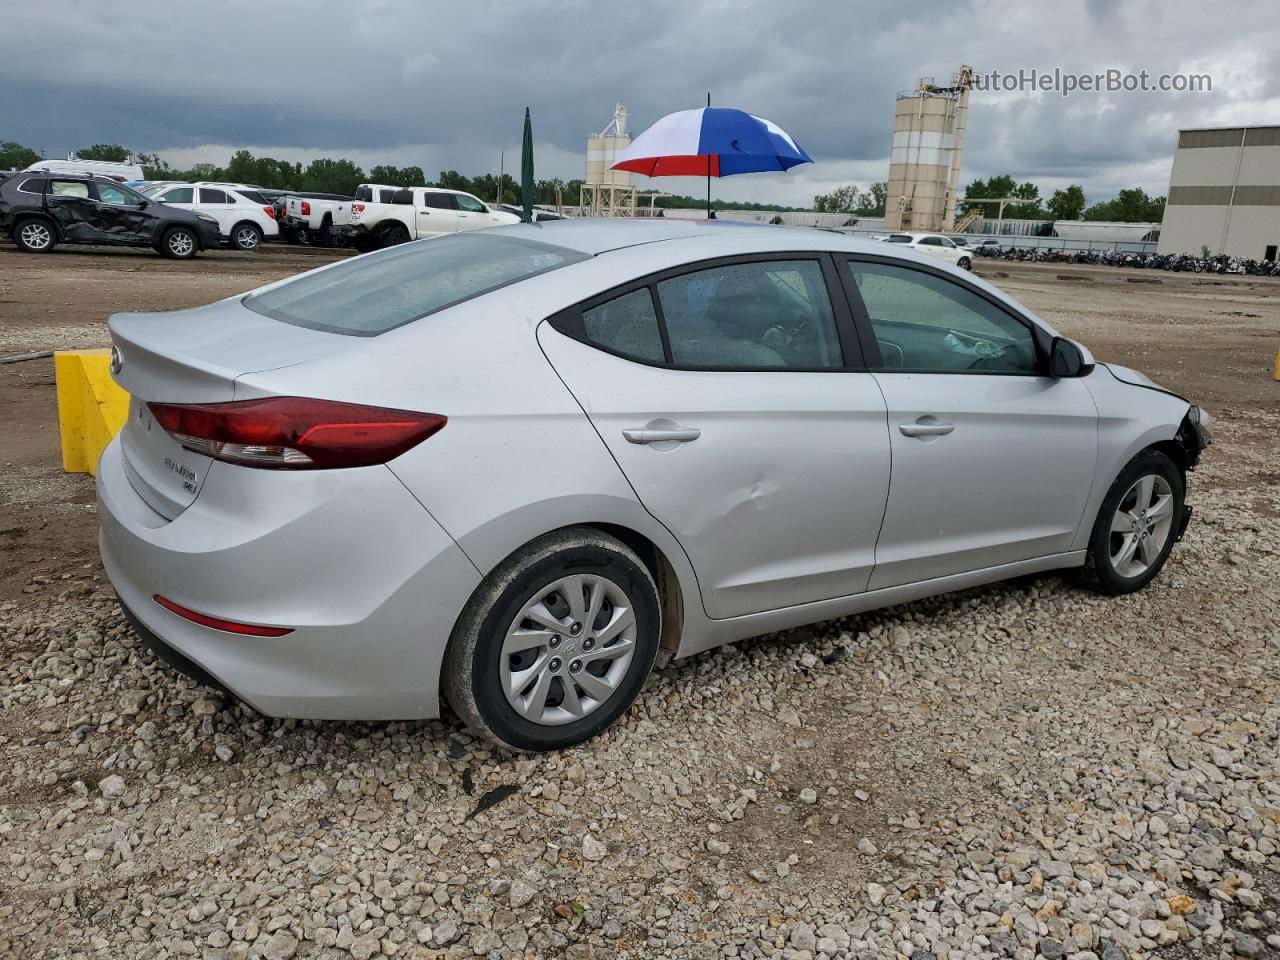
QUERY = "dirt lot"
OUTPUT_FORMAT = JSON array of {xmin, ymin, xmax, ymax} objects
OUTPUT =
[{"xmin": 1, "ymin": 245, "xmax": 1278, "ymax": 960}]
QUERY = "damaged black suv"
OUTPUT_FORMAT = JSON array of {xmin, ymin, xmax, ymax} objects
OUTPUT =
[{"xmin": 0, "ymin": 173, "xmax": 221, "ymax": 258}]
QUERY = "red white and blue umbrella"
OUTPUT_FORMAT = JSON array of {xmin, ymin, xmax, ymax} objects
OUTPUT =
[{"xmin": 610, "ymin": 104, "xmax": 813, "ymax": 215}]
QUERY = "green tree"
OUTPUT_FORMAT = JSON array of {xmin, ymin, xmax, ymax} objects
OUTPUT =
[
  {"xmin": 1047, "ymin": 185, "xmax": 1087, "ymax": 220},
  {"xmin": 436, "ymin": 170, "xmax": 473, "ymax": 192},
  {"xmin": 860, "ymin": 181, "xmax": 887, "ymax": 217},
  {"xmin": 962, "ymin": 175, "xmax": 1043, "ymax": 219},
  {"xmin": 75, "ymin": 144, "xmax": 131, "ymax": 162},
  {"xmin": 302, "ymin": 158, "xmax": 364, "ymax": 195},
  {"xmin": 813, "ymin": 184, "xmax": 861, "ymax": 213},
  {"xmin": 369, "ymin": 165, "xmax": 426, "ymax": 187},
  {"xmin": 1, "ymin": 141, "xmax": 40, "ymax": 169},
  {"xmin": 1083, "ymin": 187, "xmax": 1165, "ymax": 222},
  {"xmin": 135, "ymin": 152, "xmax": 172, "ymax": 179}
]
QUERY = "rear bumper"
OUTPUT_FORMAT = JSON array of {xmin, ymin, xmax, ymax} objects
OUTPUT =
[{"xmin": 96, "ymin": 437, "xmax": 481, "ymax": 720}]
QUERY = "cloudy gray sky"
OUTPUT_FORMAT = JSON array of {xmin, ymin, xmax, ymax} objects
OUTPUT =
[{"xmin": 3, "ymin": 0, "xmax": 1277, "ymax": 207}]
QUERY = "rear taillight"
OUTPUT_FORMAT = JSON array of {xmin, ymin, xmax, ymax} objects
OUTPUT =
[
  {"xmin": 147, "ymin": 397, "xmax": 446, "ymax": 469},
  {"xmin": 300, "ymin": 201, "xmax": 311, "ymax": 216},
  {"xmin": 352, "ymin": 203, "xmax": 365, "ymax": 213},
  {"xmin": 263, "ymin": 205, "xmax": 277, "ymax": 219}
]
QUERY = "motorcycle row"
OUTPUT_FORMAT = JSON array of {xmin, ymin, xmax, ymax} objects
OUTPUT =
[{"xmin": 972, "ymin": 244, "xmax": 1280, "ymax": 276}]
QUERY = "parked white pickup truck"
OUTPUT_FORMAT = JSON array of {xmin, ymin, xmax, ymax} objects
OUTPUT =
[
  {"xmin": 281, "ymin": 193, "xmax": 353, "ymax": 247},
  {"xmin": 348, "ymin": 185, "xmax": 520, "ymax": 251}
]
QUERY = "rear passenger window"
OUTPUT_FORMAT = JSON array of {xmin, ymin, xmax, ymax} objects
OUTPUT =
[
  {"xmin": 656, "ymin": 260, "xmax": 842, "ymax": 368},
  {"xmin": 199, "ymin": 188, "xmax": 229, "ymax": 204},
  {"xmin": 424, "ymin": 192, "xmax": 456, "ymax": 210},
  {"xmin": 237, "ymin": 190, "xmax": 266, "ymax": 204},
  {"xmin": 50, "ymin": 181, "xmax": 90, "ymax": 198},
  {"xmin": 161, "ymin": 187, "xmax": 194, "ymax": 204},
  {"xmin": 581, "ymin": 289, "xmax": 665, "ymax": 363},
  {"xmin": 17, "ymin": 178, "xmax": 47, "ymax": 194}
]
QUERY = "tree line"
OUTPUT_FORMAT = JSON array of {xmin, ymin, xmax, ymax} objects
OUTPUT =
[
  {"xmin": 961, "ymin": 175, "xmax": 1166, "ymax": 223},
  {"xmin": 811, "ymin": 174, "xmax": 1166, "ymax": 223}
]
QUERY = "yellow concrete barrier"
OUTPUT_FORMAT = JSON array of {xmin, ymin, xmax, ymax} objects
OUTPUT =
[{"xmin": 55, "ymin": 349, "xmax": 129, "ymax": 476}]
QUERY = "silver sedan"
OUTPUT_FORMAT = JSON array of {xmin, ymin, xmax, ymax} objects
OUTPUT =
[{"xmin": 98, "ymin": 221, "xmax": 1212, "ymax": 751}]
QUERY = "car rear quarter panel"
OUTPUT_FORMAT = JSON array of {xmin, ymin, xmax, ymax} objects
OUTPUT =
[
  {"xmin": 230, "ymin": 264, "xmax": 704, "ymax": 613},
  {"xmin": 1073, "ymin": 368, "xmax": 1192, "ymax": 550}
]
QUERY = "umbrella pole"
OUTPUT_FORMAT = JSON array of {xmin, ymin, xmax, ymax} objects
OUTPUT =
[{"xmin": 706, "ymin": 92, "xmax": 712, "ymax": 219}]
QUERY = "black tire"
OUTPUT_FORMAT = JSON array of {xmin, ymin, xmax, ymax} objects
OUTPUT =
[
  {"xmin": 1082, "ymin": 449, "xmax": 1184, "ymax": 595},
  {"xmin": 13, "ymin": 217, "xmax": 58, "ymax": 253},
  {"xmin": 958, "ymin": 256, "xmax": 972, "ymax": 270},
  {"xmin": 229, "ymin": 221, "xmax": 263, "ymax": 252},
  {"xmin": 159, "ymin": 226, "xmax": 198, "ymax": 260},
  {"xmin": 443, "ymin": 528, "xmax": 661, "ymax": 752},
  {"xmin": 351, "ymin": 235, "xmax": 376, "ymax": 254},
  {"xmin": 380, "ymin": 223, "xmax": 411, "ymax": 247},
  {"xmin": 315, "ymin": 217, "xmax": 333, "ymax": 248}
]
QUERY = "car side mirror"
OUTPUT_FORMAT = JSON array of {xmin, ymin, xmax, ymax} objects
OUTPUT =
[{"xmin": 1050, "ymin": 336, "xmax": 1094, "ymax": 378}]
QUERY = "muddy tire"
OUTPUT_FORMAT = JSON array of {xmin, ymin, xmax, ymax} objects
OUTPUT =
[{"xmin": 443, "ymin": 528, "xmax": 661, "ymax": 752}]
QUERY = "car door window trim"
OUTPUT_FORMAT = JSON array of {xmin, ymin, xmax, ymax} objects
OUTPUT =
[
  {"xmin": 547, "ymin": 251, "xmax": 867, "ymax": 372},
  {"xmin": 837, "ymin": 254, "xmax": 1052, "ymax": 376}
]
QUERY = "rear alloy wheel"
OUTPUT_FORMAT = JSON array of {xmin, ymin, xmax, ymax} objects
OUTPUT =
[
  {"xmin": 1084, "ymin": 449, "xmax": 1184, "ymax": 594},
  {"xmin": 230, "ymin": 222, "xmax": 262, "ymax": 252},
  {"xmin": 444, "ymin": 528, "xmax": 661, "ymax": 752},
  {"xmin": 15, "ymin": 218, "xmax": 56, "ymax": 253},
  {"xmin": 161, "ymin": 226, "xmax": 198, "ymax": 260}
]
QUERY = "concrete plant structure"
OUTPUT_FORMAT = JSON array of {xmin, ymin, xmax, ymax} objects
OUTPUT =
[
  {"xmin": 1156, "ymin": 126, "xmax": 1280, "ymax": 258},
  {"xmin": 582, "ymin": 104, "xmax": 637, "ymax": 218},
  {"xmin": 885, "ymin": 66, "xmax": 974, "ymax": 232}
]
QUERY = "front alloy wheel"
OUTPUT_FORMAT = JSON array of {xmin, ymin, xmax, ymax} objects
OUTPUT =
[
  {"xmin": 162, "ymin": 227, "xmax": 197, "ymax": 259},
  {"xmin": 1085, "ymin": 449, "xmax": 1184, "ymax": 594},
  {"xmin": 1108, "ymin": 474, "xmax": 1175, "ymax": 578}
]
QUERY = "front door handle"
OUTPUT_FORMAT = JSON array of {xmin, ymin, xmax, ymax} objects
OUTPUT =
[
  {"xmin": 623, "ymin": 426, "xmax": 701, "ymax": 444},
  {"xmin": 899, "ymin": 420, "xmax": 954, "ymax": 438}
]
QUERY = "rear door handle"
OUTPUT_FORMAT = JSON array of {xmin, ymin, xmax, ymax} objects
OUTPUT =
[
  {"xmin": 623, "ymin": 427, "xmax": 701, "ymax": 444},
  {"xmin": 899, "ymin": 421, "xmax": 954, "ymax": 438}
]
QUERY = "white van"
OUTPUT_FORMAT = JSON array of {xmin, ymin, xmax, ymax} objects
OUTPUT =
[{"xmin": 24, "ymin": 158, "xmax": 146, "ymax": 182}]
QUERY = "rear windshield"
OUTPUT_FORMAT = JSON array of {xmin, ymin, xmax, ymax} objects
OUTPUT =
[{"xmin": 244, "ymin": 233, "xmax": 588, "ymax": 336}]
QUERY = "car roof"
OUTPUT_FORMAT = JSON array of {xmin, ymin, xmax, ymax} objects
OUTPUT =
[{"xmin": 484, "ymin": 218, "xmax": 899, "ymax": 256}]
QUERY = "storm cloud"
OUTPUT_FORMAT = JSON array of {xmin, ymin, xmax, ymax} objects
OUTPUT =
[{"xmin": 3, "ymin": 0, "xmax": 1277, "ymax": 206}]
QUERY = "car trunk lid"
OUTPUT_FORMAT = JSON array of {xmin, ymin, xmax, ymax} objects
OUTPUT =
[{"xmin": 108, "ymin": 297, "xmax": 349, "ymax": 520}]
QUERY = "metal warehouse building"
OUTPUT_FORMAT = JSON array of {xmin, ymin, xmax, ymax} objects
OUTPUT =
[{"xmin": 1157, "ymin": 125, "xmax": 1280, "ymax": 258}]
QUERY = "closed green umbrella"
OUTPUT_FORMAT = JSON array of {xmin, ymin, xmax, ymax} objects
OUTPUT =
[{"xmin": 521, "ymin": 107, "xmax": 534, "ymax": 224}]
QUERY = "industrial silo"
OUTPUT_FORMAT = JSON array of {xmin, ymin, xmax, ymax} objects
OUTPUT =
[
  {"xmin": 583, "ymin": 104, "xmax": 636, "ymax": 216},
  {"xmin": 885, "ymin": 66, "xmax": 973, "ymax": 232}
]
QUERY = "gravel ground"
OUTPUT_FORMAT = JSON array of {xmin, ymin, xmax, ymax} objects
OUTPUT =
[{"xmin": 1, "ymin": 252, "xmax": 1278, "ymax": 960}]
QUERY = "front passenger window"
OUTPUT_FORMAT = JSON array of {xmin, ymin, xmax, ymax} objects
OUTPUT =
[{"xmin": 847, "ymin": 261, "xmax": 1038, "ymax": 374}]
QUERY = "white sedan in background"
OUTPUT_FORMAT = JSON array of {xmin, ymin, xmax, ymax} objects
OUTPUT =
[{"xmin": 884, "ymin": 231, "xmax": 972, "ymax": 269}]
